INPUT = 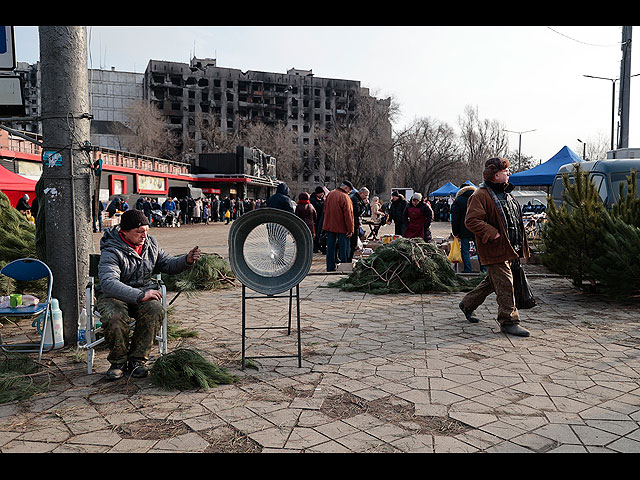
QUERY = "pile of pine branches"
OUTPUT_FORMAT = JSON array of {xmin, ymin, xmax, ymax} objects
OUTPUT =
[
  {"xmin": 328, "ymin": 237, "xmax": 482, "ymax": 295},
  {"xmin": 149, "ymin": 348, "xmax": 236, "ymax": 391}
]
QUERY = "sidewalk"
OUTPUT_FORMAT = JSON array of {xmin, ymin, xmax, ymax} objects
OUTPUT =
[{"xmin": 1, "ymin": 263, "xmax": 639, "ymax": 452}]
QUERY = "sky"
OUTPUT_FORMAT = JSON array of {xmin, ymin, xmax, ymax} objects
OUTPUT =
[{"xmin": 11, "ymin": 25, "xmax": 640, "ymax": 162}]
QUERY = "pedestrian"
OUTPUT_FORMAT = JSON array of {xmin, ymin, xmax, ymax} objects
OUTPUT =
[
  {"xmin": 310, "ymin": 186, "xmax": 326, "ymax": 253},
  {"xmin": 458, "ymin": 157, "xmax": 531, "ymax": 337},
  {"xmin": 211, "ymin": 195, "xmax": 220, "ymax": 222},
  {"xmin": 322, "ymin": 181, "xmax": 354, "ymax": 272},
  {"xmin": 96, "ymin": 209, "xmax": 201, "ymax": 380},
  {"xmin": 450, "ymin": 184, "xmax": 485, "ymax": 273},
  {"xmin": 221, "ymin": 195, "xmax": 231, "ymax": 224},
  {"xmin": 179, "ymin": 197, "xmax": 189, "ymax": 225},
  {"xmin": 389, "ymin": 192, "xmax": 407, "ymax": 236},
  {"xmin": 142, "ymin": 197, "xmax": 152, "ymax": 223},
  {"xmin": 402, "ymin": 193, "xmax": 432, "ymax": 239},
  {"xmin": 295, "ymin": 192, "xmax": 317, "ymax": 237},
  {"xmin": 202, "ymin": 202, "xmax": 210, "ymax": 225},
  {"xmin": 369, "ymin": 196, "xmax": 383, "ymax": 223},
  {"xmin": 266, "ymin": 183, "xmax": 294, "ymax": 213},
  {"xmin": 349, "ymin": 186, "xmax": 369, "ymax": 261}
]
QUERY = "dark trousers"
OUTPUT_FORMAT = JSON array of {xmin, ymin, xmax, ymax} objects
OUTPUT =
[{"xmin": 96, "ymin": 295, "xmax": 164, "ymax": 364}]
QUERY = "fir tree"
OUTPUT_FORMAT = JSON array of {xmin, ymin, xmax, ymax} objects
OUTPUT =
[{"xmin": 540, "ymin": 164, "xmax": 605, "ymax": 289}]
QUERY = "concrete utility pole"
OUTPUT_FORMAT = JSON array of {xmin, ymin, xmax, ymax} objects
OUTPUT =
[
  {"xmin": 38, "ymin": 26, "xmax": 92, "ymax": 345},
  {"xmin": 618, "ymin": 26, "xmax": 632, "ymax": 149}
]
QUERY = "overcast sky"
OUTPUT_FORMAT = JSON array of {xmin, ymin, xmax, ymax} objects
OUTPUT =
[{"xmin": 12, "ymin": 25, "xmax": 640, "ymax": 162}]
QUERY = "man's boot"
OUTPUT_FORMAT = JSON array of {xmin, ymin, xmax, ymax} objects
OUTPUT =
[
  {"xmin": 128, "ymin": 360, "xmax": 149, "ymax": 378},
  {"xmin": 459, "ymin": 301, "xmax": 480, "ymax": 323},
  {"xmin": 106, "ymin": 362, "xmax": 127, "ymax": 381},
  {"xmin": 500, "ymin": 324, "xmax": 530, "ymax": 337}
]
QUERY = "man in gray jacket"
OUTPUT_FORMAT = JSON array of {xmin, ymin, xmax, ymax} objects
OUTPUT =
[{"xmin": 97, "ymin": 209, "xmax": 200, "ymax": 380}]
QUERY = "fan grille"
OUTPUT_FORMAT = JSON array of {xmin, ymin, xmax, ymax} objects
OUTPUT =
[{"xmin": 242, "ymin": 222, "xmax": 297, "ymax": 277}]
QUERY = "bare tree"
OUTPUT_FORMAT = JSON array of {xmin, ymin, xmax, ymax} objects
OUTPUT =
[
  {"xmin": 392, "ymin": 117, "xmax": 463, "ymax": 196},
  {"xmin": 458, "ymin": 105, "xmax": 509, "ymax": 183},
  {"xmin": 239, "ymin": 120, "xmax": 299, "ymax": 185},
  {"xmin": 317, "ymin": 89, "xmax": 396, "ymax": 192},
  {"xmin": 117, "ymin": 100, "xmax": 178, "ymax": 159}
]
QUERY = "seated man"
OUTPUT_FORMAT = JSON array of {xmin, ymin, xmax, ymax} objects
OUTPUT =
[{"xmin": 96, "ymin": 209, "xmax": 200, "ymax": 380}]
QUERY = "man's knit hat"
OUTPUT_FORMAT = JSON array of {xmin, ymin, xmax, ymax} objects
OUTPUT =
[{"xmin": 120, "ymin": 209, "xmax": 149, "ymax": 231}]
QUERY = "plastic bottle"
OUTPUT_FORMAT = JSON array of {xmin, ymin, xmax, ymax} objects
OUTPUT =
[
  {"xmin": 42, "ymin": 298, "xmax": 64, "ymax": 350},
  {"xmin": 77, "ymin": 307, "xmax": 87, "ymax": 346}
]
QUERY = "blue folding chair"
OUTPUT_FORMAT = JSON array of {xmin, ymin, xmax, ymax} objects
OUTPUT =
[{"xmin": 0, "ymin": 258, "xmax": 54, "ymax": 363}]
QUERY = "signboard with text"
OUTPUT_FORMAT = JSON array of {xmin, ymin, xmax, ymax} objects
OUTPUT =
[{"xmin": 0, "ymin": 26, "xmax": 16, "ymax": 70}]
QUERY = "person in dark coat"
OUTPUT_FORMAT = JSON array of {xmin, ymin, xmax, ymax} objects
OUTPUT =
[
  {"xmin": 310, "ymin": 186, "xmax": 326, "ymax": 253},
  {"xmin": 295, "ymin": 192, "xmax": 317, "ymax": 237},
  {"xmin": 348, "ymin": 187, "xmax": 369, "ymax": 261},
  {"xmin": 389, "ymin": 192, "xmax": 407, "ymax": 235},
  {"xmin": 16, "ymin": 194, "xmax": 31, "ymax": 213},
  {"xmin": 451, "ymin": 185, "xmax": 483, "ymax": 273},
  {"xmin": 266, "ymin": 183, "xmax": 294, "ymax": 213}
]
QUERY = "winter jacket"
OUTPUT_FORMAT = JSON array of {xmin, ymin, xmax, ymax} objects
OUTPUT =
[
  {"xmin": 322, "ymin": 187, "xmax": 354, "ymax": 235},
  {"xmin": 450, "ymin": 186, "xmax": 476, "ymax": 239},
  {"xmin": 96, "ymin": 226, "xmax": 192, "ymax": 304},
  {"xmin": 464, "ymin": 182, "xmax": 530, "ymax": 266},
  {"xmin": 402, "ymin": 202, "xmax": 433, "ymax": 239},
  {"xmin": 266, "ymin": 183, "xmax": 294, "ymax": 213},
  {"xmin": 390, "ymin": 197, "xmax": 407, "ymax": 225},
  {"xmin": 295, "ymin": 193, "xmax": 318, "ymax": 236}
]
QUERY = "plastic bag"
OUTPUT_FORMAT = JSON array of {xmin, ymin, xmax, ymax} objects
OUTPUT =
[{"xmin": 448, "ymin": 237, "xmax": 462, "ymax": 263}]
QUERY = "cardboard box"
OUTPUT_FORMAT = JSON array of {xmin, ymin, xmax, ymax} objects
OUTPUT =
[{"xmin": 337, "ymin": 262, "xmax": 354, "ymax": 273}]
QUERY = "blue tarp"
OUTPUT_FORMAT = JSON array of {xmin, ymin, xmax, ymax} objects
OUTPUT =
[
  {"xmin": 509, "ymin": 146, "xmax": 584, "ymax": 186},
  {"xmin": 430, "ymin": 182, "xmax": 459, "ymax": 197}
]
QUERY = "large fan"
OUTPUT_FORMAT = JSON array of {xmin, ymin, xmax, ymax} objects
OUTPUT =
[
  {"xmin": 228, "ymin": 208, "xmax": 313, "ymax": 295},
  {"xmin": 228, "ymin": 208, "xmax": 313, "ymax": 369}
]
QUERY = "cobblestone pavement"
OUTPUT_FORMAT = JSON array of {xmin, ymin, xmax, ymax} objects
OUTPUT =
[{"xmin": 1, "ymin": 221, "xmax": 639, "ymax": 453}]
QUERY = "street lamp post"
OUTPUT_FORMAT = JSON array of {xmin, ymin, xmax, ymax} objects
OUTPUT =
[
  {"xmin": 584, "ymin": 73, "xmax": 640, "ymax": 151},
  {"xmin": 577, "ymin": 138, "xmax": 587, "ymax": 160},
  {"xmin": 504, "ymin": 128, "xmax": 536, "ymax": 172}
]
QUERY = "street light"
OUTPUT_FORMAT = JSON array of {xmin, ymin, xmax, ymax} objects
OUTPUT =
[
  {"xmin": 583, "ymin": 73, "xmax": 640, "ymax": 150},
  {"xmin": 504, "ymin": 128, "xmax": 536, "ymax": 172},
  {"xmin": 577, "ymin": 138, "xmax": 586, "ymax": 160}
]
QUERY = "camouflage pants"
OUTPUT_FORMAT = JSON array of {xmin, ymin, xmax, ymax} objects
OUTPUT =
[
  {"xmin": 96, "ymin": 295, "xmax": 164, "ymax": 364},
  {"xmin": 461, "ymin": 260, "xmax": 520, "ymax": 326}
]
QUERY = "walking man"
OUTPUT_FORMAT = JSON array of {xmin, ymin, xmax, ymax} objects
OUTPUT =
[{"xmin": 458, "ymin": 157, "xmax": 531, "ymax": 337}]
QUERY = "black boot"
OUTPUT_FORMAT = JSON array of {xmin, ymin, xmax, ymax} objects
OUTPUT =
[
  {"xmin": 500, "ymin": 324, "xmax": 530, "ymax": 337},
  {"xmin": 106, "ymin": 362, "xmax": 127, "ymax": 381},
  {"xmin": 128, "ymin": 360, "xmax": 149, "ymax": 378},
  {"xmin": 459, "ymin": 301, "xmax": 480, "ymax": 323}
]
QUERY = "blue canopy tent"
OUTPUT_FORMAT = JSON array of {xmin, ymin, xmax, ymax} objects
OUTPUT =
[
  {"xmin": 509, "ymin": 146, "xmax": 584, "ymax": 186},
  {"xmin": 429, "ymin": 182, "xmax": 459, "ymax": 197}
]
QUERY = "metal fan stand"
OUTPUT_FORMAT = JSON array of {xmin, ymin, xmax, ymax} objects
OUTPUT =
[
  {"xmin": 241, "ymin": 284, "xmax": 301, "ymax": 369},
  {"xmin": 228, "ymin": 208, "xmax": 313, "ymax": 371}
]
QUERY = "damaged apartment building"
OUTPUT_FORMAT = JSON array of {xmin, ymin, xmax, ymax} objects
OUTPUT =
[
  {"xmin": 7, "ymin": 57, "xmax": 392, "ymax": 193},
  {"xmin": 145, "ymin": 57, "xmax": 392, "ymax": 192}
]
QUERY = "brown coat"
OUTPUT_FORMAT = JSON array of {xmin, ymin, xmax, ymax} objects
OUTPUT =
[
  {"xmin": 464, "ymin": 185, "xmax": 529, "ymax": 266},
  {"xmin": 321, "ymin": 187, "xmax": 354, "ymax": 235}
]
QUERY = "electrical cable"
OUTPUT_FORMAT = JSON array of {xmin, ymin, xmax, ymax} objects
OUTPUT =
[{"xmin": 546, "ymin": 26, "xmax": 624, "ymax": 48}]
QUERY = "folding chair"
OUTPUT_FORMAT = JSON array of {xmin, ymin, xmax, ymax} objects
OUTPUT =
[
  {"xmin": 0, "ymin": 258, "xmax": 54, "ymax": 363},
  {"xmin": 82, "ymin": 254, "xmax": 168, "ymax": 374}
]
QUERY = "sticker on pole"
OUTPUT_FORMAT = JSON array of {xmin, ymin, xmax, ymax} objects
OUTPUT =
[{"xmin": 43, "ymin": 151, "xmax": 63, "ymax": 167}]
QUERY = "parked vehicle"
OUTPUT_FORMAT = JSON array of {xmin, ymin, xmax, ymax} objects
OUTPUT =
[{"xmin": 551, "ymin": 158, "xmax": 640, "ymax": 209}]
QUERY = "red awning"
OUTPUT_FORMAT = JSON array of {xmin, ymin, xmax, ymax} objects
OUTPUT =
[{"xmin": 0, "ymin": 163, "xmax": 37, "ymax": 208}]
